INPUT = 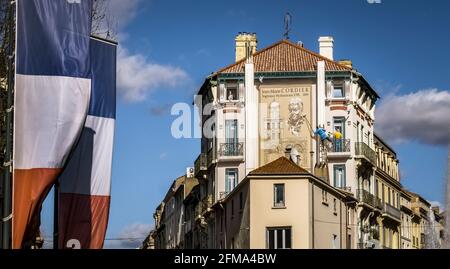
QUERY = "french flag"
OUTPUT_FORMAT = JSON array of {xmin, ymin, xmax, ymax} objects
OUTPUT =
[
  {"xmin": 13, "ymin": 0, "xmax": 93, "ymax": 249},
  {"xmin": 58, "ymin": 37, "xmax": 117, "ymax": 249}
]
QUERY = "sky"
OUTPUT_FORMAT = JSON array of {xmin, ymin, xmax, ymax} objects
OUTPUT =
[{"xmin": 40, "ymin": 0, "xmax": 450, "ymax": 248}]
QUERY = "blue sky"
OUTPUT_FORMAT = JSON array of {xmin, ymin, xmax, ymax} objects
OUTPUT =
[{"xmin": 41, "ymin": 0, "xmax": 450, "ymax": 248}]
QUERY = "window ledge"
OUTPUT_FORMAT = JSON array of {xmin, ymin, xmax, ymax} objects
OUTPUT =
[{"xmin": 272, "ymin": 206, "xmax": 287, "ymax": 210}]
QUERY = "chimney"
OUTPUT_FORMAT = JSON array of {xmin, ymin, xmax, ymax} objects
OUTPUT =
[
  {"xmin": 338, "ymin": 59, "xmax": 353, "ymax": 69},
  {"xmin": 318, "ymin": 36, "xmax": 334, "ymax": 60},
  {"xmin": 235, "ymin": 32, "xmax": 257, "ymax": 62},
  {"xmin": 284, "ymin": 145, "xmax": 293, "ymax": 159}
]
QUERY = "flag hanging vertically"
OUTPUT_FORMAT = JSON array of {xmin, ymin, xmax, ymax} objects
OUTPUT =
[
  {"xmin": 58, "ymin": 37, "xmax": 117, "ymax": 249},
  {"xmin": 13, "ymin": 0, "xmax": 93, "ymax": 249}
]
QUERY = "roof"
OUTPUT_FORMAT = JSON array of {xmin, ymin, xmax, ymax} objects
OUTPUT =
[
  {"xmin": 215, "ymin": 39, "xmax": 351, "ymax": 75},
  {"xmin": 249, "ymin": 157, "xmax": 310, "ymax": 176}
]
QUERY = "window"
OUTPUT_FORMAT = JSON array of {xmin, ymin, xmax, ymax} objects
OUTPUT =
[
  {"xmin": 332, "ymin": 234, "xmax": 338, "ymax": 249},
  {"xmin": 333, "ymin": 165, "xmax": 346, "ymax": 188},
  {"xmin": 225, "ymin": 120, "xmax": 239, "ymax": 156},
  {"xmin": 226, "ymin": 85, "xmax": 238, "ymax": 101},
  {"xmin": 333, "ymin": 85, "xmax": 344, "ymax": 98},
  {"xmin": 322, "ymin": 190, "xmax": 328, "ymax": 204},
  {"xmin": 267, "ymin": 227, "xmax": 292, "ymax": 249},
  {"xmin": 333, "ymin": 199, "xmax": 337, "ymax": 214},
  {"xmin": 225, "ymin": 168, "xmax": 238, "ymax": 193},
  {"xmin": 274, "ymin": 184, "xmax": 285, "ymax": 208}
]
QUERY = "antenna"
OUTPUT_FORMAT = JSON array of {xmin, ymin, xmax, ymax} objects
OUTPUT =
[{"xmin": 284, "ymin": 12, "xmax": 292, "ymax": 40}]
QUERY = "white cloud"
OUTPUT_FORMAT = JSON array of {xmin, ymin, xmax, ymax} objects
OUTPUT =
[
  {"xmin": 100, "ymin": 1, "xmax": 190, "ymax": 103},
  {"xmin": 376, "ymin": 89, "xmax": 450, "ymax": 146},
  {"xmin": 104, "ymin": 223, "xmax": 153, "ymax": 249},
  {"xmin": 117, "ymin": 48, "xmax": 189, "ymax": 102}
]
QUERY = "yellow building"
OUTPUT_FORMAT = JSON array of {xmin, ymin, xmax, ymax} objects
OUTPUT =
[
  {"xmin": 409, "ymin": 192, "xmax": 431, "ymax": 249},
  {"xmin": 374, "ymin": 134, "xmax": 402, "ymax": 249},
  {"xmin": 213, "ymin": 156, "xmax": 357, "ymax": 249}
]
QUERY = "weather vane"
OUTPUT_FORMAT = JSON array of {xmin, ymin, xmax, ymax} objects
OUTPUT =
[{"xmin": 284, "ymin": 12, "xmax": 292, "ymax": 40}]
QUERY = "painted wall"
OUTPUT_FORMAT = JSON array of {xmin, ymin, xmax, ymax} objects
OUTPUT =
[{"xmin": 258, "ymin": 79, "xmax": 314, "ymax": 171}]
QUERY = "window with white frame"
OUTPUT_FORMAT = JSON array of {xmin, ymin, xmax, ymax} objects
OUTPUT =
[
  {"xmin": 267, "ymin": 227, "xmax": 292, "ymax": 249},
  {"xmin": 225, "ymin": 168, "xmax": 238, "ymax": 193},
  {"xmin": 333, "ymin": 165, "xmax": 346, "ymax": 188}
]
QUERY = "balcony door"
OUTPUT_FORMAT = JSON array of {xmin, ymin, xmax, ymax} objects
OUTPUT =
[
  {"xmin": 333, "ymin": 117, "xmax": 346, "ymax": 152},
  {"xmin": 333, "ymin": 117, "xmax": 345, "ymax": 137},
  {"xmin": 225, "ymin": 119, "xmax": 238, "ymax": 155}
]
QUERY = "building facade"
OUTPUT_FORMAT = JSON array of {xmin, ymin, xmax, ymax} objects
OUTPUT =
[
  {"xmin": 148, "ymin": 32, "xmax": 444, "ymax": 249},
  {"xmin": 214, "ymin": 157, "xmax": 356, "ymax": 249}
]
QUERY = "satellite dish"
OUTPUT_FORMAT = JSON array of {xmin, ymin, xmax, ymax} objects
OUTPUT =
[{"xmin": 290, "ymin": 147, "xmax": 300, "ymax": 164}]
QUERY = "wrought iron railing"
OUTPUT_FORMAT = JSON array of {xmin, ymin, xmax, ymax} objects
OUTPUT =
[
  {"xmin": 355, "ymin": 142, "xmax": 376, "ymax": 164},
  {"xmin": 218, "ymin": 143, "xmax": 244, "ymax": 157},
  {"xmin": 327, "ymin": 139, "xmax": 351, "ymax": 153},
  {"xmin": 357, "ymin": 189, "xmax": 382, "ymax": 209},
  {"xmin": 384, "ymin": 203, "xmax": 401, "ymax": 220}
]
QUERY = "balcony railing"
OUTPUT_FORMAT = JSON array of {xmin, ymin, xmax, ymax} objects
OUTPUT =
[
  {"xmin": 355, "ymin": 142, "xmax": 376, "ymax": 165},
  {"xmin": 383, "ymin": 203, "xmax": 401, "ymax": 221},
  {"xmin": 194, "ymin": 153, "xmax": 207, "ymax": 176},
  {"xmin": 327, "ymin": 139, "xmax": 351, "ymax": 153},
  {"xmin": 218, "ymin": 143, "xmax": 244, "ymax": 157},
  {"xmin": 338, "ymin": 186, "xmax": 352, "ymax": 193},
  {"xmin": 357, "ymin": 189, "xmax": 382, "ymax": 209}
]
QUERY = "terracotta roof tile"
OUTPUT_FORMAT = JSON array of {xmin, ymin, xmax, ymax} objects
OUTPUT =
[
  {"xmin": 216, "ymin": 40, "xmax": 351, "ymax": 75},
  {"xmin": 249, "ymin": 157, "xmax": 310, "ymax": 176}
]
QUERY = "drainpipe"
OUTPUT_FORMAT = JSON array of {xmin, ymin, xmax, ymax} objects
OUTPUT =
[
  {"xmin": 311, "ymin": 181, "xmax": 315, "ymax": 249},
  {"xmin": 340, "ymin": 199, "xmax": 343, "ymax": 249}
]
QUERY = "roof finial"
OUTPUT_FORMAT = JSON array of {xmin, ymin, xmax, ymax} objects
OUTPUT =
[{"xmin": 284, "ymin": 12, "xmax": 292, "ymax": 40}]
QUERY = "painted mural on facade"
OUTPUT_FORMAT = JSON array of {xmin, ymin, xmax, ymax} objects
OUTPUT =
[{"xmin": 259, "ymin": 84, "xmax": 313, "ymax": 169}]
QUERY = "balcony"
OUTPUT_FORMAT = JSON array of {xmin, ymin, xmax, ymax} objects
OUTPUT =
[
  {"xmin": 411, "ymin": 201, "xmax": 430, "ymax": 219},
  {"xmin": 357, "ymin": 189, "xmax": 382, "ymax": 210},
  {"xmin": 355, "ymin": 142, "xmax": 376, "ymax": 165},
  {"xmin": 218, "ymin": 142, "xmax": 244, "ymax": 161},
  {"xmin": 327, "ymin": 139, "xmax": 351, "ymax": 154},
  {"xmin": 400, "ymin": 199, "xmax": 412, "ymax": 213},
  {"xmin": 194, "ymin": 153, "xmax": 207, "ymax": 177},
  {"xmin": 383, "ymin": 203, "xmax": 401, "ymax": 222}
]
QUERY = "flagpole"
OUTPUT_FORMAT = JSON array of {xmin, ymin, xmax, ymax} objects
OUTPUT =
[
  {"xmin": 2, "ymin": 0, "xmax": 15, "ymax": 250},
  {"xmin": 53, "ymin": 181, "xmax": 59, "ymax": 249}
]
